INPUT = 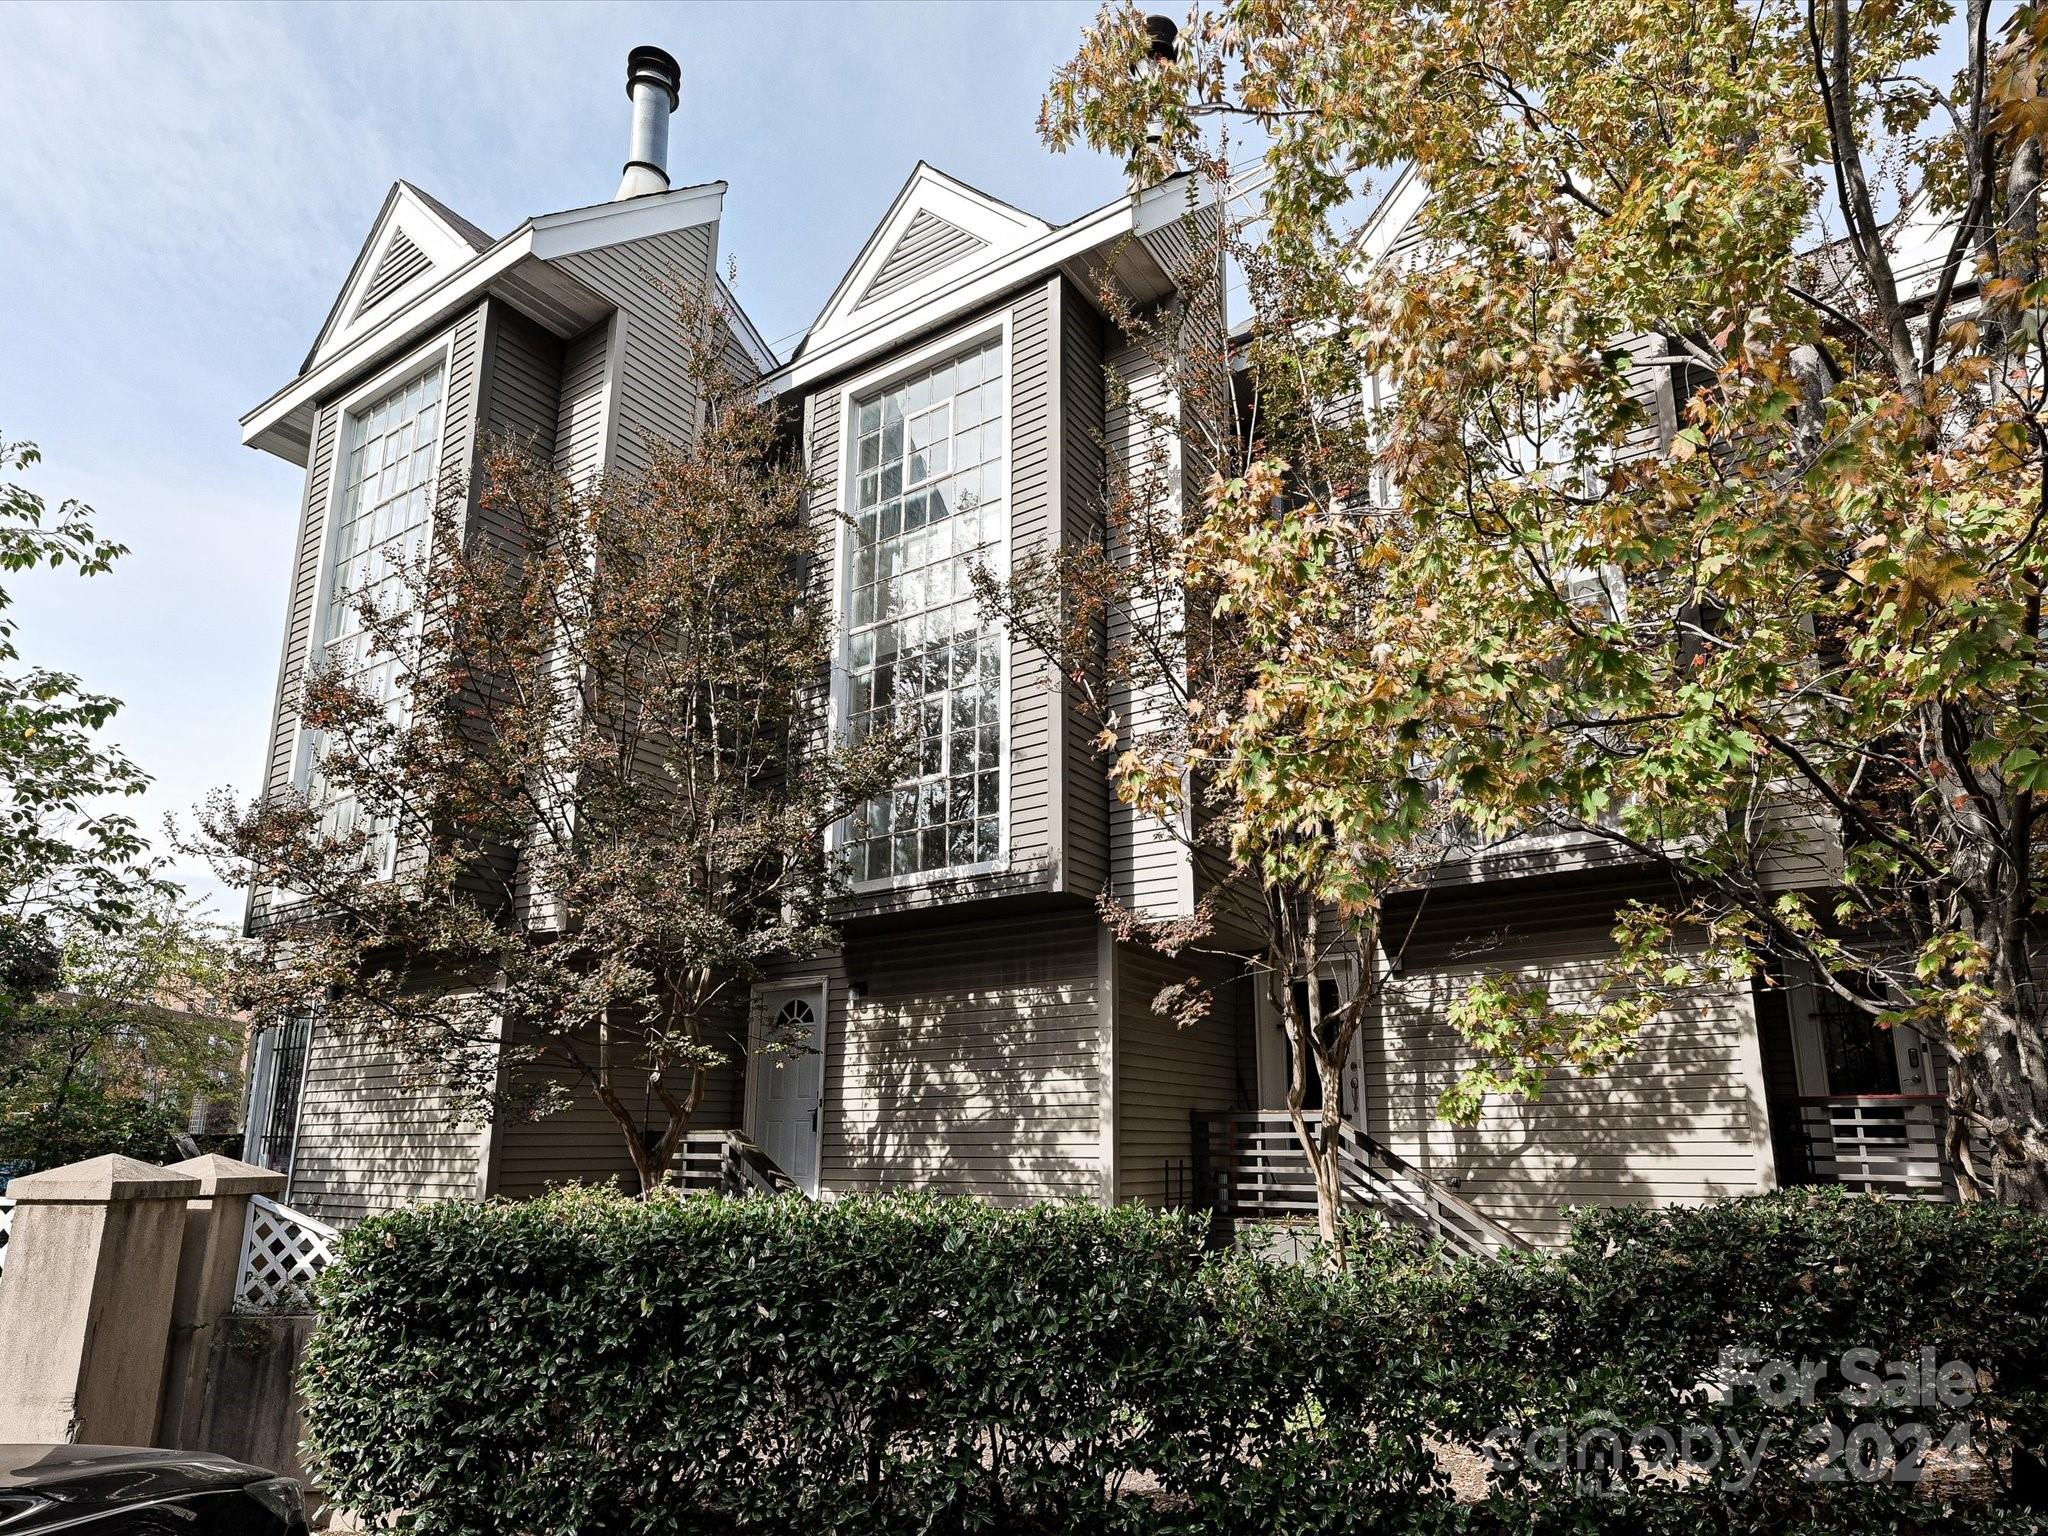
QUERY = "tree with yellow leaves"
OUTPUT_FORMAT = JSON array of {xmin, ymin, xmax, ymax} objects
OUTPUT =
[{"xmin": 1047, "ymin": 1, "xmax": 2048, "ymax": 1206}]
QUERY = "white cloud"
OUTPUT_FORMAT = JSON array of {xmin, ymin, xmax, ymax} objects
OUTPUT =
[{"xmin": 0, "ymin": 4, "xmax": 392, "ymax": 305}]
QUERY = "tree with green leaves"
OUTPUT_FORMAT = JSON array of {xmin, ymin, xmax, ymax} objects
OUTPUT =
[
  {"xmin": 1046, "ymin": 1, "xmax": 2048, "ymax": 1206},
  {"xmin": 978, "ymin": 208, "xmax": 1435, "ymax": 1256},
  {"xmin": 188, "ymin": 301, "xmax": 902, "ymax": 1195},
  {"xmin": 0, "ymin": 895, "xmax": 241, "ymax": 1172},
  {"xmin": 1, "ymin": 435, "xmax": 165, "ymax": 1013}
]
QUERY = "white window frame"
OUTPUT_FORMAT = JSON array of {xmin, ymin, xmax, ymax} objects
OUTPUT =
[
  {"xmin": 286, "ymin": 330, "xmax": 459, "ymax": 886},
  {"xmin": 828, "ymin": 312, "xmax": 1014, "ymax": 894},
  {"xmin": 1254, "ymin": 956, "xmax": 1368, "ymax": 1125}
]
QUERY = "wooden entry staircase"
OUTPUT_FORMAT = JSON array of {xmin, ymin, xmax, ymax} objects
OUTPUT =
[
  {"xmin": 674, "ymin": 1129, "xmax": 805, "ymax": 1197},
  {"xmin": 1192, "ymin": 1109, "xmax": 1529, "ymax": 1261},
  {"xmin": 677, "ymin": 1118, "xmax": 1527, "ymax": 1263}
]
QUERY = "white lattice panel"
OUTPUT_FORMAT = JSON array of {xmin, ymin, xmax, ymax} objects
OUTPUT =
[{"xmin": 236, "ymin": 1193, "xmax": 339, "ymax": 1311}]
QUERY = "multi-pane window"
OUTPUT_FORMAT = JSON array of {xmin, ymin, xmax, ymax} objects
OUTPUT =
[
  {"xmin": 305, "ymin": 363, "xmax": 444, "ymax": 872},
  {"xmin": 249, "ymin": 1015, "xmax": 314, "ymax": 1174},
  {"xmin": 846, "ymin": 337, "xmax": 1006, "ymax": 883}
]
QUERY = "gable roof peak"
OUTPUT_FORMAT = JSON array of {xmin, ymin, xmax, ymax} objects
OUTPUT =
[
  {"xmin": 396, "ymin": 179, "xmax": 495, "ymax": 253},
  {"xmin": 303, "ymin": 180, "xmax": 501, "ymax": 374},
  {"xmin": 798, "ymin": 162, "xmax": 1053, "ymax": 362}
]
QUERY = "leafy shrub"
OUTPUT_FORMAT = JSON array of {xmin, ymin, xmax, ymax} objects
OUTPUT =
[
  {"xmin": 305, "ymin": 1191, "xmax": 1226, "ymax": 1536},
  {"xmin": 0, "ymin": 1081, "xmax": 187, "ymax": 1170},
  {"xmin": 303, "ymin": 1188, "xmax": 2048, "ymax": 1536},
  {"xmin": 1498, "ymin": 1193, "xmax": 2048, "ymax": 1534}
]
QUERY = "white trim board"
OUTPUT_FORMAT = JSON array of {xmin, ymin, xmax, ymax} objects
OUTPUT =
[
  {"xmin": 767, "ymin": 173, "xmax": 1210, "ymax": 399},
  {"xmin": 308, "ymin": 183, "xmax": 491, "ymax": 373}
]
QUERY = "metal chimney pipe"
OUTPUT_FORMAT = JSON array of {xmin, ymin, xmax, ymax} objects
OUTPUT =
[
  {"xmin": 615, "ymin": 45, "xmax": 681, "ymax": 201},
  {"xmin": 1137, "ymin": 15, "xmax": 1180, "ymax": 182},
  {"xmin": 1143, "ymin": 13, "xmax": 1179, "ymax": 65}
]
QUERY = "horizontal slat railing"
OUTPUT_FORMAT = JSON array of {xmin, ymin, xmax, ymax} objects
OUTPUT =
[
  {"xmin": 1775, "ymin": 1094, "xmax": 1954, "ymax": 1201},
  {"xmin": 721, "ymin": 1133, "xmax": 805, "ymax": 1197},
  {"xmin": 1193, "ymin": 1110, "xmax": 1528, "ymax": 1260},
  {"xmin": 668, "ymin": 1130, "xmax": 803, "ymax": 1198},
  {"xmin": 673, "ymin": 1129, "xmax": 732, "ymax": 1193},
  {"xmin": 1343, "ymin": 1122, "xmax": 1528, "ymax": 1259}
]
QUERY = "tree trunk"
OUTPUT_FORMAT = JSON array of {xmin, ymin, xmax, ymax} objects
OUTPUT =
[
  {"xmin": 1956, "ymin": 1003, "xmax": 2048, "ymax": 1211},
  {"xmin": 559, "ymin": 1037, "xmax": 667, "ymax": 1197},
  {"xmin": 1284, "ymin": 1096, "xmax": 1347, "ymax": 1267}
]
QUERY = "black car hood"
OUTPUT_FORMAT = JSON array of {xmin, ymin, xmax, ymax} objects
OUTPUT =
[
  {"xmin": 0, "ymin": 1446, "xmax": 271, "ymax": 1531},
  {"xmin": 0, "ymin": 1445, "xmax": 267, "ymax": 1493}
]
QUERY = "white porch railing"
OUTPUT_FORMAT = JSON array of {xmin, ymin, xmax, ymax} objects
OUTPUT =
[
  {"xmin": 1192, "ymin": 1110, "xmax": 1529, "ymax": 1261},
  {"xmin": 1775, "ymin": 1094, "xmax": 1956, "ymax": 1200},
  {"xmin": 235, "ymin": 1193, "xmax": 341, "ymax": 1311}
]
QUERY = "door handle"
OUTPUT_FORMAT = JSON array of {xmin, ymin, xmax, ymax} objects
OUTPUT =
[{"xmin": 811, "ymin": 1105, "xmax": 819, "ymax": 1133}]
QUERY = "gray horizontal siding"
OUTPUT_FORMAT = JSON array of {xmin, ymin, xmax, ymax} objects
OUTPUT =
[
  {"xmin": 490, "ymin": 1018, "xmax": 743, "ymax": 1200},
  {"xmin": 1367, "ymin": 918, "xmax": 1773, "ymax": 1246},
  {"xmin": 552, "ymin": 222, "xmax": 717, "ymax": 477},
  {"xmin": 256, "ymin": 398, "xmax": 340, "ymax": 825},
  {"xmin": 1007, "ymin": 281, "xmax": 1057, "ymax": 878},
  {"xmin": 1059, "ymin": 284, "xmax": 1112, "ymax": 896},
  {"xmin": 554, "ymin": 319, "xmax": 613, "ymax": 489},
  {"xmin": 286, "ymin": 1024, "xmax": 483, "ymax": 1226},
  {"xmin": 1114, "ymin": 944, "xmax": 1242, "ymax": 1205},
  {"xmin": 1103, "ymin": 326, "xmax": 1193, "ymax": 918},
  {"xmin": 1618, "ymin": 330, "xmax": 1674, "ymax": 461},
  {"xmin": 1135, "ymin": 200, "xmax": 1219, "ymax": 290},
  {"xmin": 481, "ymin": 304, "xmax": 564, "ymax": 461},
  {"xmin": 436, "ymin": 302, "xmax": 488, "ymax": 522},
  {"xmin": 822, "ymin": 908, "xmax": 1103, "ymax": 1203}
]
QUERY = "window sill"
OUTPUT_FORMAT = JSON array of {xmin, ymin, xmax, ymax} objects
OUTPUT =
[{"xmin": 846, "ymin": 857, "xmax": 1010, "ymax": 897}]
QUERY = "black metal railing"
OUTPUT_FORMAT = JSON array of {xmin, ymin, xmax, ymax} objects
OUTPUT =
[{"xmin": 255, "ymin": 1015, "xmax": 314, "ymax": 1172}]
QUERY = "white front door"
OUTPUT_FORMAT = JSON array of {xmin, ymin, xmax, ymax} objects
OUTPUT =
[
  {"xmin": 1789, "ymin": 971, "xmax": 1931, "ymax": 1097},
  {"xmin": 1254, "ymin": 970, "xmax": 1368, "ymax": 1127},
  {"xmin": 749, "ymin": 984, "xmax": 825, "ymax": 1194}
]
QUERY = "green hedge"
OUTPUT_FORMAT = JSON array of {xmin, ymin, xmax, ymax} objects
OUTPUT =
[{"xmin": 302, "ymin": 1189, "xmax": 2048, "ymax": 1536}]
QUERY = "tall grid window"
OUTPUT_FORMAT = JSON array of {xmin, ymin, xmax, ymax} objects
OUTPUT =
[
  {"xmin": 846, "ymin": 336, "xmax": 1005, "ymax": 883},
  {"xmin": 305, "ymin": 362, "xmax": 444, "ymax": 872}
]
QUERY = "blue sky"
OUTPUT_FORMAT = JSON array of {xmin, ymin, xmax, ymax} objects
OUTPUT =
[{"xmin": 0, "ymin": 0, "xmax": 1127, "ymax": 918}]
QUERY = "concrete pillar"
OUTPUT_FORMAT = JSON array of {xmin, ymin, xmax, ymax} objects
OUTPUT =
[
  {"xmin": 0, "ymin": 1155, "xmax": 200, "ymax": 1444},
  {"xmin": 157, "ymin": 1154, "xmax": 286, "ymax": 1450}
]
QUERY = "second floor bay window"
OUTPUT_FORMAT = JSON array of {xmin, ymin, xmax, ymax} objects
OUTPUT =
[
  {"xmin": 845, "ymin": 335, "xmax": 1006, "ymax": 884},
  {"xmin": 301, "ymin": 359, "xmax": 444, "ymax": 876}
]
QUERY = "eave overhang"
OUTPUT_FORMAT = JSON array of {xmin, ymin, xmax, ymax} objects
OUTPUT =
[
  {"xmin": 241, "ymin": 181, "xmax": 727, "ymax": 465},
  {"xmin": 759, "ymin": 172, "xmax": 1211, "ymax": 404}
]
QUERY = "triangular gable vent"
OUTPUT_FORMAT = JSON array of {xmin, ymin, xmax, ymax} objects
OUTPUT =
[
  {"xmin": 857, "ymin": 210, "xmax": 989, "ymax": 309},
  {"xmin": 799, "ymin": 165, "xmax": 1050, "ymax": 361},
  {"xmin": 355, "ymin": 228, "xmax": 434, "ymax": 319}
]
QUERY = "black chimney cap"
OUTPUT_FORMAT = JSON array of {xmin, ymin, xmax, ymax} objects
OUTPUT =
[
  {"xmin": 626, "ymin": 44, "xmax": 681, "ymax": 110},
  {"xmin": 1144, "ymin": 14, "xmax": 1179, "ymax": 63}
]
